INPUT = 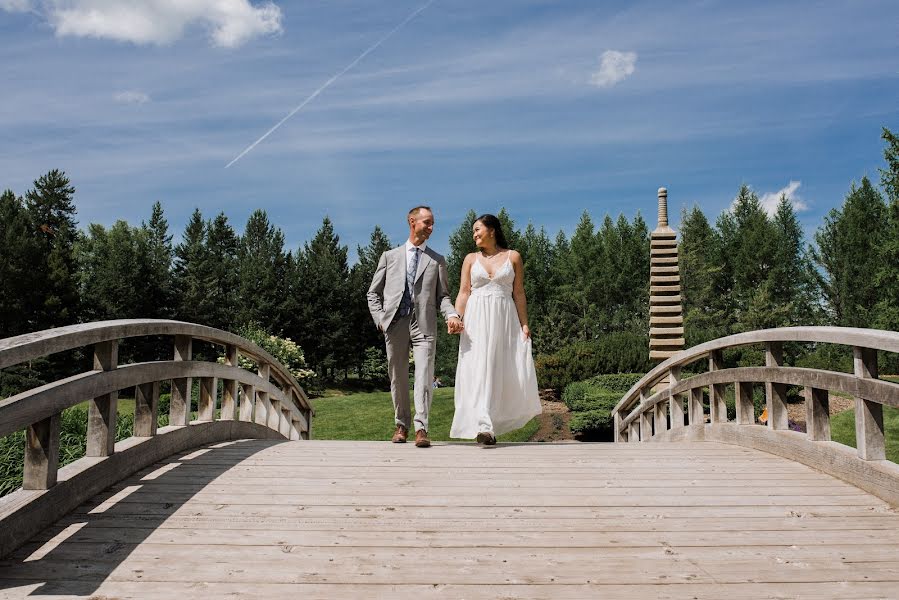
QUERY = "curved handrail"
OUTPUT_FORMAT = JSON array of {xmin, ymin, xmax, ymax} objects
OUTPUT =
[
  {"xmin": 0, "ymin": 319, "xmax": 315, "ymax": 558},
  {"xmin": 611, "ymin": 326, "xmax": 899, "ymax": 505}
]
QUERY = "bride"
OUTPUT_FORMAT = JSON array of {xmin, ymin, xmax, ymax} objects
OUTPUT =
[{"xmin": 450, "ymin": 214, "xmax": 542, "ymax": 445}]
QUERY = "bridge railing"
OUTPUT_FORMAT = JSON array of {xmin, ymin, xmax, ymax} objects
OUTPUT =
[
  {"xmin": 612, "ymin": 326, "xmax": 899, "ymax": 504},
  {"xmin": 0, "ymin": 319, "xmax": 314, "ymax": 557}
]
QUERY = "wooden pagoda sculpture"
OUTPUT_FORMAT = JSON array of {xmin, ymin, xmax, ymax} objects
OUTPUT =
[{"xmin": 649, "ymin": 187, "xmax": 685, "ymax": 360}]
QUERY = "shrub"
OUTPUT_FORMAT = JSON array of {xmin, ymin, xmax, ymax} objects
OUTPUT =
[
  {"xmin": 569, "ymin": 410, "xmax": 614, "ymax": 435},
  {"xmin": 360, "ymin": 346, "xmax": 389, "ymax": 385},
  {"xmin": 583, "ymin": 373, "xmax": 645, "ymax": 393},
  {"xmin": 227, "ymin": 323, "xmax": 321, "ymax": 394},
  {"xmin": 535, "ymin": 333, "xmax": 653, "ymax": 391}
]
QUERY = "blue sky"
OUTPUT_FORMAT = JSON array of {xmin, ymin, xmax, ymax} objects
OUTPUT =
[{"xmin": 2, "ymin": 0, "xmax": 898, "ymax": 258}]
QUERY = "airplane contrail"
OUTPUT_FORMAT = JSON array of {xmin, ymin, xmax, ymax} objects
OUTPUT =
[{"xmin": 225, "ymin": 0, "xmax": 437, "ymax": 169}]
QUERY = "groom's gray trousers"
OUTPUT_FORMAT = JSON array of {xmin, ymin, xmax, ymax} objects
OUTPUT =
[{"xmin": 385, "ymin": 312, "xmax": 435, "ymax": 433}]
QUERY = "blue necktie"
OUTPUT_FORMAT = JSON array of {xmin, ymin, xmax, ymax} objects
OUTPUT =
[{"xmin": 399, "ymin": 247, "xmax": 420, "ymax": 317}]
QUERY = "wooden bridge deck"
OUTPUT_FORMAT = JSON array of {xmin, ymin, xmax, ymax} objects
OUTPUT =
[{"xmin": 2, "ymin": 439, "xmax": 899, "ymax": 599}]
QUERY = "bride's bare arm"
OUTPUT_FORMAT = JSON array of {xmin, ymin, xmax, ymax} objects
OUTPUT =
[
  {"xmin": 454, "ymin": 254, "xmax": 474, "ymax": 319},
  {"xmin": 510, "ymin": 251, "xmax": 530, "ymax": 337}
]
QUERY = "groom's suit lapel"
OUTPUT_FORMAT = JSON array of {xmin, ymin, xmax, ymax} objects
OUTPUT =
[{"xmin": 415, "ymin": 249, "xmax": 433, "ymax": 285}]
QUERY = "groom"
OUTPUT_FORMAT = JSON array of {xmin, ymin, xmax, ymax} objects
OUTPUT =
[{"xmin": 367, "ymin": 206, "xmax": 463, "ymax": 448}]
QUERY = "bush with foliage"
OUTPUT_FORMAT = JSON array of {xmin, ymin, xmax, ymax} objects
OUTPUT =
[
  {"xmin": 230, "ymin": 323, "xmax": 321, "ymax": 394},
  {"xmin": 562, "ymin": 373, "xmax": 646, "ymax": 439},
  {"xmin": 535, "ymin": 333, "xmax": 653, "ymax": 391},
  {"xmin": 360, "ymin": 346, "xmax": 389, "ymax": 385},
  {"xmin": 569, "ymin": 409, "xmax": 615, "ymax": 435}
]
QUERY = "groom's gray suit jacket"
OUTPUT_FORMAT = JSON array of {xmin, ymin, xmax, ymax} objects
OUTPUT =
[{"xmin": 367, "ymin": 245, "xmax": 456, "ymax": 335}]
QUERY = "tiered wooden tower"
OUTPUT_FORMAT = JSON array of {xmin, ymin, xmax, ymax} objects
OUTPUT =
[{"xmin": 649, "ymin": 187, "xmax": 685, "ymax": 360}]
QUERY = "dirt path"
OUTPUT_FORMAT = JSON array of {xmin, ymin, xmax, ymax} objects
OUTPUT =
[{"xmin": 530, "ymin": 391, "xmax": 576, "ymax": 442}]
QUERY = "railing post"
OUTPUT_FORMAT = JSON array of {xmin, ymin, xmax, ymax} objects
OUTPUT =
[
  {"xmin": 221, "ymin": 345, "xmax": 239, "ymax": 421},
  {"xmin": 668, "ymin": 365, "xmax": 684, "ymax": 430},
  {"xmin": 255, "ymin": 363, "xmax": 271, "ymax": 427},
  {"xmin": 734, "ymin": 381, "xmax": 754, "ymax": 425},
  {"xmin": 614, "ymin": 412, "xmax": 622, "ymax": 442},
  {"xmin": 198, "ymin": 377, "xmax": 217, "ymax": 422},
  {"xmin": 87, "ymin": 340, "xmax": 119, "ymax": 457},
  {"xmin": 134, "ymin": 381, "xmax": 160, "ymax": 437},
  {"xmin": 765, "ymin": 342, "xmax": 788, "ymax": 430},
  {"xmin": 854, "ymin": 347, "xmax": 885, "ymax": 460},
  {"xmin": 170, "ymin": 335, "xmax": 193, "ymax": 426},
  {"xmin": 23, "ymin": 413, "xmax": 61, "ymax": 490},
  {"xmin": 239, "ymin": 383, "xmax": 255, "ymax": 421},
  {"xmin": 628, "ymin": 420, "xmax": 639, "ymax": 443},
  {"xmin": 639, "ymin": 387, "xmax": 652, "ymax": 441},
  {"xmin": 689, "ymin": 387, "xmax": 704, "ymax": 426},
  {"xmin": 708, "ymin": 350, "xmax": 727, "ymax": 423},
  {"xmin": 805, "ymin": 386, "xmax": 831, "ymax": 442}
]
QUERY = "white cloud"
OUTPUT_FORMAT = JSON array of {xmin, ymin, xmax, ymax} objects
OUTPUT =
[
  {"xmin": 590, "ymin": 50, "xmax": 637, "ymax": 88},
  {"xmin": 0, "ymin": 0, "xmax": 32, "ymax": 12},
  {"xmin": 43, "ymin": 0, "xmax": 282, "ymax": 47},
  {"xmin": 114, "ymin": 90, "xmax": 151, "ymax": 104},
  {"xmin": 760, "ymin": 180, "xmax": 808, "ymax": 215}
]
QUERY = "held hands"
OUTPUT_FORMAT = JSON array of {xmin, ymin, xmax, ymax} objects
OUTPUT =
[{"xmin": 447, "ymin": 316, "xmax": 464, "ymax": 334}]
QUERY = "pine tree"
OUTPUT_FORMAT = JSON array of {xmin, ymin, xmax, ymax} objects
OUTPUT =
[
  {"xmin": 204, "ymin": 213, "xmax": 240, "ymax": 331},
  {"xmin": 236, "ymin": 209, "xmax": 287, "ymax": 329},
  {"xmin": 78, "ymin": 221, "xmax": 145, "ymax": 321},
  {"xmin": 173, "ymin": 209, "xmax": 210, "ymax": 325},
  {"xmin": 875, "ymin": 127, "xmax": 899, "ymax": 330},
  {"xmin": 770, "ymin": 196, "xmax": 819, "ymax": 326},
  {"xmin": 813, "ymin": 177, "xmax": 887, "ymax": 327},
  {"xmin": 0, "ymin": 190, "xmax": 41, "ymax": 337},
  {"xmin": 679, "ymin": 205, "xmax": 727, "ymax": 345},
  {"xmin": 446, "ymin": 209, "xmax": 478, "ymax": 296},
  {"xmin": 349, "ymin": 226, "xmax": 393, "ymax": 370},
  {"xmin": 24, "ymin": 170, "xmax": 79, "ymax": 329},
  {"xmin": 140, "ymin": 202, "xmax": 175, "ymax": 319},
  {"xmin": 291, "ymin": 217, "xmax": 351, "ymax": 378}
]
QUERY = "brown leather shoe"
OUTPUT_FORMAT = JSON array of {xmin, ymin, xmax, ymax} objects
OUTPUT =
[
  {"xmin": 476, "ymin": 431, "xmax": 496, "ymax": 446},
  {"xmin": 392, "ymin": 425, "xmax": 408, "ymax": 443},
  {"xmin": 414, "ymin": 429, "xmax": 431, "ymax": 448}
]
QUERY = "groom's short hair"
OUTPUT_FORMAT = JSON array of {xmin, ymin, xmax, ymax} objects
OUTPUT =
[{"xmin": 408, "ymin": 205, "xmax": 432, "ymax": 220}]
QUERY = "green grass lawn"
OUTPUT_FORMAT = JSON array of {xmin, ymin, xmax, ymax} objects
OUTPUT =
[
  {"xmin": 311, "ymin": 387, "xmax": 539, "ymax": 443},
  {"xmin": 831, "ymin": 405, "xmax": 899, "ymax": 463}
]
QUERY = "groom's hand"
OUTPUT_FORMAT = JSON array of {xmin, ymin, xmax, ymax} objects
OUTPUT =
[{"xmin": 447, "ymin": 316, "xmax": 463, "ymax": 334}]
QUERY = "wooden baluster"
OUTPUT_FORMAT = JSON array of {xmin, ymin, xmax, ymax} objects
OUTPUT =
[
  {"xmin": 280, "ymin": 406, "xmax": 292, "ymax": 438},
  {"xmin": 170, "ymin": 335, "xmax": 193, "ymax": 427},
  {"xmin": 269, "ymin": 395, "xmax": 283, "ymax": 431},
  {"xmin": 854, "ymin": 347, "xmax": 885, "ymax": 460},
  {"xmin": 735, "ymin": 381, "xmax": 754, "ymax": 425},
  {"xmin": 239, "ymin": 383, "xmax": 255, "ymax": 422},
  {"xmin": 805, "ymin": 386, "xmax": 831, "ymax": 442},
  {"xmin": 668, "ymin": 366, "xmax": 684, "ymax": 430},
  {"xmin": 689, "ymin": 387, "xmax": 704, "ymax": 426},
  {"xmin": 639, "ymin": 387, "xmax": 652, "ymax": 441},
  {"xmin": 302, "ymin": 407, "xmax": 312, "ymax": 440},
  {"xmin": 708, "ymin": 350, "xmax": 727, "ymax": 423},
  {"xmin": 255, "ymin": 363, "xmax": 271, "ymax": 427},
  {"xmin": 290, "ymin": 417, "xmax": 302, "ymax": 441},
  {"xmin": 614, "ymin": 411, "xmax": 622, "ymax": 442},
  {"xmin": 198, "ymin": 377, "xmax": 217, "ymax": 422},
  {"xmin": 653, "ymin": 398, "xmax": 667, "ymax": 436},
  {"xmin": 221, "ymin": 345, "xmax": 238, "ymax": 421},
  {"xmin": 134, "ymin": 381, "xmax": 160, "ymax": 437},
  {"xmin": 765, "ymin": 342, "xmax": 788, "ymax": 430},
  {"xmin": 87, "ymin": 340, "xmax": 118, "ymax": 457},
  {"xmin": 628, "ymin": 420, "xmax": 639, "ymax": 443},
  {"xmin": 23, "ymin": 414, "xmax": 61, "ymax": 490}
]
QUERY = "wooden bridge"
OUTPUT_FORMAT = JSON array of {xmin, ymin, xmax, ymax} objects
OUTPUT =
[{"xmin": 1, "ymin": 321, "xmax": 898, "ymax": 598}]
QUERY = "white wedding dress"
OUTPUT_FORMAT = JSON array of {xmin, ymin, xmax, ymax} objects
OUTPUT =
[{"xmin": 450, "ymin": 256, "xmax": 542, "ymax": 439}]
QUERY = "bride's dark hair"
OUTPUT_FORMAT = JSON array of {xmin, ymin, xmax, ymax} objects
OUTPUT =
[{"xmin": 474, "ymin": 214, "xmax": 509, "ymax": 249}]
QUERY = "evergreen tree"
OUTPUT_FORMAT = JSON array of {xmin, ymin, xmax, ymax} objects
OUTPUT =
[
  {"xmin": 140, "ymin": 202, "xmax": 175, "ymax": 319},
  {"xmin": 236, "ymin": 209, "xmax": 287, "ymax": 329},
  {"xmin": 173, "ymin": 209, "xmax": 210, "ymax": 325},
  {"xmin": 446, "ymin": 209, "xmax": 478, "ymax": 297},
  {"xmin": 875, "ymin": 127, "xmax": 899, "ymax": 330},
  {"xmin": 0, "ymin": 190, "xmax": 41, "ymax": 337},
  {"xmin": 24, "ymin": 170, "xmax": 79, "ymax": 329},
  {"xmin": 770, "ymin": 196, "xmax": 819, "ymax": 326},
  {"xmin": 517, "ymin": 223, "xmax": 554, "ymax": 349},
  {"xmin": 204, "ymin": 213, "xmax": 240, "ymax": 331},
  {"xmin": 813, "ymin": 177, "xmax": 887, "ymax": 327},
  {"xmin": 349, "ymin": 226, "xmax": 392, "ymax": 370},
  {"xmin": 78, "ymin": 221, "xmax": 146, "ymax": 321},
  {"xmin": 679, "ymin": 205, "xmax": 727, "ymax": 345},
  {"xmin": 291, "ymin": 217, "xmax": 351, "ymax": 378}
]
